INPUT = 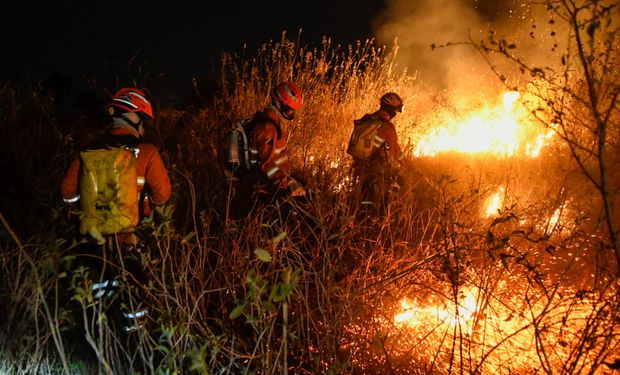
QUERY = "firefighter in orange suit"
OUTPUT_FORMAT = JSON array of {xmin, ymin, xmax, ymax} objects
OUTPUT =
[
  {"xmin": 352, "ymin": 92, "xmax": 405, "ymax": 216},
  {"xmin": 60, "ymin": 87, "xmax": 171, "ymax": 334},
  {"xmin": 61, "ymin": 88, "xmax": 171, "ymax": 221},
  {"xmin": 231, "ymin": 81, "xmax": 305, "ymax": 218}
]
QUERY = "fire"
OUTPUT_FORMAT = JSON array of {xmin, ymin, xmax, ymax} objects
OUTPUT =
[
  {"xmin": 414, "ymin": 91, "xmax": 553, "ymax": 158},
  {"xmin": 484, "ymin": 187, "xmax": 505, "ymax": 218},
  {"xmin": 351, "ymin": 282, "xmax": 615, "ymax": 373},
  {"xmin": 395, "ymin": 287, "xmax": 479, "ymax": 331},
  {"xmin": 538, "ymin": 201, "xmax": 576, "ymax": 236}
]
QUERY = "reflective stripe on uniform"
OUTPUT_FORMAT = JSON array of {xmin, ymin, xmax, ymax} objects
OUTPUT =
[
  {"xmin": 361, "ymin": 201, "xmax": 374, "ymax": 206},
  {"xmin": 274, "ymin": 147, "xmax": 285, "ymax": 155},
  {"xmin": 63, "ymin": 195, "xmax": 80, "ymax": 203},
  {"xmin": 250, "ymin": 148, "xmax": 259, "ymax": 155},
  {"xmin": 123, "ymin": 309, "xmax": 148, "ymax": 319},
  {"xmin": 274, "ymin": 156, "xmax": 288, "ymax": 165},
  {"xmin": 92, "ymin": 279, "xmax": 119, "ymax": 299},
  {"xmin": 266, "ymin": 166, "xmax": 279, "ymax": 178},
  {"xmin": 136, "ymin": 177, "xmax": 145, "ymax": 185},
  {"xmin": 374, "ymin": 135, "xmax": 385, "ymax": 148},
  {"xmin": 123, "ymin": 324, "xmax": 144, "ymax": 333}
]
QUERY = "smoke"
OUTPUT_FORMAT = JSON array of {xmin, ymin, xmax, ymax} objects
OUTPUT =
[{"xmin": 373, "ymin": 0, "xmax": 560, "ymax": 103}]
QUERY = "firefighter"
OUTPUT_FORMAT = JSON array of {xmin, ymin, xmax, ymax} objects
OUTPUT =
[
  {"xmin": 60, "ymin": 87, "xmax": 171, "ymax": 334},
  {"xmin": 351, "ymin": 92, "xmax": 405, "ymax": 217},
  {"xmin": 230, "ymin": 81, "xmax": 306, "ymax": 218}
]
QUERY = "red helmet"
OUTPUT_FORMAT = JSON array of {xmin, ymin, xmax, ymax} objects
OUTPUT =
[
  {"xmin": 380, "ymin": 92, "xmax": 403, "ymax": 112},
  {"xmin": 108, "ymin": 87, "xmax": 154, "ymax": 119},
  {"xmin": 271, "ymin": 81, "xmax": 303, "ymax": 114}
]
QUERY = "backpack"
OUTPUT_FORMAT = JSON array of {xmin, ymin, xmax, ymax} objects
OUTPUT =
[
  {"xmin": 222, "ymin": 112, "xmax": 280, "ymax": 177},
  {"xmin": 347, "ymin": 115, "xmax": 383, "ymax": 160},
  {"xmin": 79, "ymin": 146, "xmax": 139, "ymax": 236}
]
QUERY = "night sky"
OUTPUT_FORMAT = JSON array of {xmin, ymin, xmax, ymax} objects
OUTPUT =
[{"xmin": 1, "ymin": 1, "xmax": 386, "ymax": 106}]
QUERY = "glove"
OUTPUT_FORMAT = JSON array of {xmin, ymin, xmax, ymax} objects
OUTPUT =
[
  {"xmin": 287, "ymin": 178, "xmax": 306, "ymax": 197},
  {"xmin": 291, "ymin": 185, "xmax": 306, "ymax": 197}
]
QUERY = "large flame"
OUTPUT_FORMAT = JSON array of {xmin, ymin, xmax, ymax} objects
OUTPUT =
[
  {"xmin": 341, "ymin": 282, "xmax": 613, "ymax": 373},
  {"xmin": 414, "ymin": 91, "xmax": 553, "ymax": 158}
]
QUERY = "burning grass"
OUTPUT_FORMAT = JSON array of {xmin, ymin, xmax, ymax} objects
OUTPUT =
[{"xmin": 1, "ymin": 32, "xmax": 619, "ymax": 374}]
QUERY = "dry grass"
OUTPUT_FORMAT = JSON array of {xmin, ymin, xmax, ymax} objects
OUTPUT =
[{"xmin": 1, "ymin": 34, "xmax": 619, "ymax": 374}]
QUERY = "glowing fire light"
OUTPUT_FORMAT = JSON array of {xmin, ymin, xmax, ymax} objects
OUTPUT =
[
  {"xmin": 538, "ymin": 201, "xmax": 575, "ymax": 236},
  {"xmin": 414, "ymin": 91, "xmax": 552, "ymax": 158},
  {"xmin": 339, "ymin": 281, "xmax": 617, "ymax": 373},
  {"xmin": 484, "ymin": 187, "xmax": 505, "ymax": 218},
  {"xmin": 395, "ymin": 287, "xmax": 479, "ymax": 330}
]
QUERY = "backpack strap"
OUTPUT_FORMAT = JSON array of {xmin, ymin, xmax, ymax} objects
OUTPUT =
[{"xmin": 84, "ymin": 133, "xmax": 141, "ymax": 151}]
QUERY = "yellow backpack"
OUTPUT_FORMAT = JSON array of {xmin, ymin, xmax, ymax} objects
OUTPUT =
[
  {"xmin": 346, "ymin": 115, "xmax": 382, "ymax": 160},
  {"xmin": 79, "ymin": 147, "xmax": 139, "ymax": 236}
]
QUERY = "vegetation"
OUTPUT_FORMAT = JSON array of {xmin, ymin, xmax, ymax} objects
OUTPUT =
[{"xmin": 1, "ymin": 1, "xmax": 619, "ymax": 373}]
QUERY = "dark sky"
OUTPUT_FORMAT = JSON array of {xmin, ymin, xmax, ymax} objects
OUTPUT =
[{"xmin": 1, "ymin": 1, "xmax": 386, "ymax": 106}]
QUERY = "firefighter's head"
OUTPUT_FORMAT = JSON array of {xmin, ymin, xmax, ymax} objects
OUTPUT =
[
  {"xmin": 107, "ymin": 88, "xmax": 154, "ymax": 135},
  {"xmin": 380, "ymin": 92, "xmax": 404, "ymax": 119},
  {"xmin": 271, "ymin": 81, "xmax": 303, "ymax": 120}
]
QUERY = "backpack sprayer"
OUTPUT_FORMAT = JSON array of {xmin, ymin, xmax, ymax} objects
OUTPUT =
[{"xmin": 226, "ymin": 119, "xmax": 252, "ymax": 170}]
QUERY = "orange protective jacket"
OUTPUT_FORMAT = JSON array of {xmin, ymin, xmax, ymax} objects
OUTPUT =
[
  {"xmin": 352, "ymin": 108, "xmax": 404, "ymax": 187},
  {"xmin": 371, "ymin": 109, "xmax": 403, "ymax": 163},
  {"xmin": 60, "ymin": 127, "xmax": 172, "ymax": 217},
  {"xmin": 248, "ymin": 109, "xmax": 296, "ymax": 191}
]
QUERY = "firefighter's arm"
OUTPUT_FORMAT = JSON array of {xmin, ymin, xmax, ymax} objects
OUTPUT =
[
  {"xmin": 256, "ymin": 124, "xmax": 288, "ymax": 181},
  {"xmin": 255, "ymin": 124, "xmax": 277, "ymax": 166},
  {"xmin": 60, "ymin": 158, "xmax": 81, "ymax": 204},
  {"xmin": 144, "ymin": 146, "xmax": 172, "ymax": 206},
  {"xmin": 388, "ymin": 127, "xmax": 404, "ymax": 163},
  {"xmin": 381, "ymin": 125, "xmax": 405, "ymax": 170}
]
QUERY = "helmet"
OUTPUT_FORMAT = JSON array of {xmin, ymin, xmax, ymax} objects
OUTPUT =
[
  {"xmin": 380, "ymin": 92, "xmax": 403, "ymax": 112},
  {"xmin": 271, "ymin": 81, "xmax": 303, "ymax": 120},
  {"xmin": 108, "ymin": 87, "xmax": 154, "ymax": 119}
]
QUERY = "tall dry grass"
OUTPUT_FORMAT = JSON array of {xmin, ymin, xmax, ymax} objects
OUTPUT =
[{"xmin": 1, "ymin": 33, "xmax": 619, "ymax": 374}]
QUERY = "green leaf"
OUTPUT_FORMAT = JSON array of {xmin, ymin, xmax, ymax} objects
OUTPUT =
[
  {"xmin": 272, "ymin": 231, "xmax": 287, "ymax": 245},
  {"xmin": 155, "ymin": 345, "xmax": 169, "ymax": 354},
  {"xmin": 182, "ymin": 231, "xmax": 196, "ymax": 244},
  {"xmin": 254, "ymin": 248, "xmax": 272, "ymax": 262},
  {"xmin": 263, "ymin": 301, "xmax": 277, "ymax": 313},
  {"xmin": 246, "ymin": 271, "xmax": 267, "ymax": 294},
  {"xmin": 270, "ymin": 281, "xmax": 296, "ymax": 302},
  {"xmin": 229, "ymin": 302, "xmax": 247, "ymax": 319}
]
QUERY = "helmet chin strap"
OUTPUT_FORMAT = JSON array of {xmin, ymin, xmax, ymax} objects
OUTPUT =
[
  {"xmin": 267, "ymin": 102, "xmax": 285, "ymax": 120},
  {"xmin": 114, "ymin": 114, "xmax": 143, "ymax": 138},
  {"xmin": 120, "ymin": 113, "xmax": 142, "ymax": 127},
  {"xmin": 271, "ymin": 100, "xmax": 295, "ymax": 120},
  {"xmin": 381, "ymin": 106, "xmax": 398, "ymax": 120}
]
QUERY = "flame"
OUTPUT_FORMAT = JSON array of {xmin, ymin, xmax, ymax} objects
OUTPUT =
[
  {"xmin": 414, "ymin": 91, "xmax": 553, "ymax": 158},
  {"xmin": 395, "ymin": 287, "xmax": 479, "ymax": 330},
  {"xmin": 484, "ymin": 187, "xmax": 505, "ymax": 218},
  {"xmin": 538, "ymin": 201, "xmax": 575, "ymax": 236},
  {"xmin": 348, "ymin": 282, "xmax": 612, "ymax": 373}
]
